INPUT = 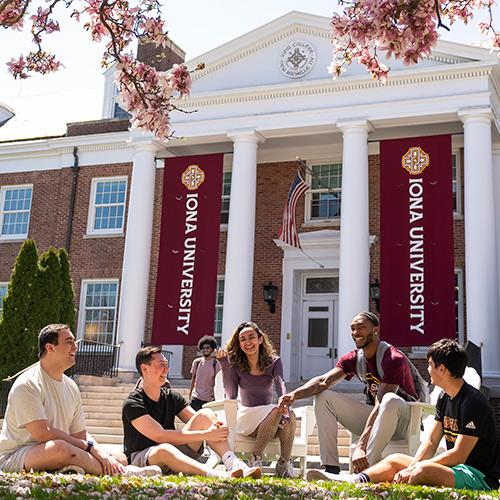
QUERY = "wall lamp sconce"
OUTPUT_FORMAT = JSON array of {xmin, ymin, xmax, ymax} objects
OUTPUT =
[
  {"xmin": 263, "ymin": 282, "xmax": 278, "ymax": 314},
  {"xmin": 370, "ymin": 279, "xmax": 380, "ymax": 313}
]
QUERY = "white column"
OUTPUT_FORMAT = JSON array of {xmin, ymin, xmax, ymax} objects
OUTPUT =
[
  {"xmin": 336, "ymin": 120, "xmax": 372, "ymax": 357},
  {"xmin": 117, "ymin": 132, "xmax": 161, "ymax": 371},
  {"xmin": 460, "ymin": 109, "xmax": 500, "ymax": 376},
  {"xmin": 493, "ymin": 146, "xmax": 500, "ymax": 332},
  {"xmin": 221, "ymin": 131, "xmax": 264, "ymax": 343}
]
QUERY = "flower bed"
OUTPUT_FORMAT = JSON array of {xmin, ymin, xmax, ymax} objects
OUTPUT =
[{"xmin": 0, "ymin": 472, "xmax": 499, "ymax": 499}]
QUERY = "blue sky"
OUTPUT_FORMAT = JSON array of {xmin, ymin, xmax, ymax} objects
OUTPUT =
[{"xmin": 0, "ymin": 0, "xmax": 496, "ymax": 140}]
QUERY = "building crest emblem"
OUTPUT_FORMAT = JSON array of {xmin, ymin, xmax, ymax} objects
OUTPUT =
[
  {"xmin": 181, "ymin": 164, "xmax": 205, "ymax": 190},
  {"xmin": 402, "ymin": 147, "xmax": 430, "ymax": 175},
  {"xmin": 279, "ymin": 40, "xmax": 316, "ymax": 79}
]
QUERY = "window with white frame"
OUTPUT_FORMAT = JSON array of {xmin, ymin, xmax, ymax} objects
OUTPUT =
[
  {"xmin": 88, "ymin": 177, "xmax": 128, "ymax": 235},
  {"xmin": 0, "ymin": 185, "xmax": 33, "ymax": 239},
  {"xmin": 214, "ymin": 277, "xmax": 224, "ymax": 346},
  {"xmin": 79, "ymin": 280, "xmax": 119, "ymax": 344},
  {"xmin": 307, "ymin": 163, "xmax": 342, "ymax": 221},
  {"xmin": 452, "ymin": 152, "xmax": 462, "ymax": 215},
  {"xmin": 112, "ymin": 85, "xmax": 130, "ymax": 119},
  {"xmin": 0, "ymin": 283, "xmax": 8, "ymax": 318},
  {"xmin": 220, "ymin": 172, "xmax": 232, "ymax": 225}
]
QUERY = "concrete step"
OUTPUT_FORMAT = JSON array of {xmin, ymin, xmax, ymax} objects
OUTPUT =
[
  {"xmin": 80, "ymin": 391, "xmax": 127, "ymax": 400},
  {"xmin": 86, "ymin": 419, "xmax": 122, "ymax": 428},
  {"xmin": 84, "ymin": 409, "xmax": 123, "ymax": 418},
  {"xmin": 92, "ymin": 434, "xmax": 123, "ymax": 444},
  {"xmin": 82, "ymin": 398, "xmax": 123, "ymax": 407},
  {"xmin": 307, "ymin": 444, "xmax": 350, "ymax": 457},
  {"xmin": 80, "ymin": 385, "xmax": 135, "ymax": 394},
  {"xmin": 87, "ymin": 426, "xmax": 123, "ymax": 436}
]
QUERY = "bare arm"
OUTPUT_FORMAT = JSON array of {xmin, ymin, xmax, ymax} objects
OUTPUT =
[
  {"xmin": 279, "ymin": 367, "xmax": 346, "ymax": 408},
  {"xmin": 131, "ymin": 413, "xmax": 228, "ymax": 446},
  {"xmin": 409, "ymin": 419, "xmax": 443, "ymax": 465},
  {"xmin": 426, "ymin": 434, "xmax": 478, "ymax": 467},
  {"xmin": 25, "ymin": 419, "xmax": 88, "ymax": 450},
  {"xmin": 188, "ymin": 370, "xmax": 196, "ymax": 399}
]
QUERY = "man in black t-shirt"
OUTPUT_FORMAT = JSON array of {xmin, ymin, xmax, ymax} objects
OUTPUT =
[
  {"xmin": 307, "ymin": 339, "xmax": 500, "ymax": 491},
  {"xmin": 122, "ymin": 346, "xmax": 260, "ymax": 478}
]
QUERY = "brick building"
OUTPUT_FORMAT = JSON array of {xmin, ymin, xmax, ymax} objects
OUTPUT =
[{"xmin": 0, "ymin": 11, "xmax": 499, "ymax": 386}]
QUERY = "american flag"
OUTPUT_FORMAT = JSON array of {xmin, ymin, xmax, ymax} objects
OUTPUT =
[{"xmin": 278, "ymin": 169, "xmax": 309, "ymax": 248}]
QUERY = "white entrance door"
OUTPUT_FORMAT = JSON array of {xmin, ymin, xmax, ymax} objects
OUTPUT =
[{"xmin": 301, "ymin": 301, "xmax": 335, "ymax": 379}]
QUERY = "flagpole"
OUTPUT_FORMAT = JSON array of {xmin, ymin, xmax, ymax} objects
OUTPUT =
[{"xmin": 299, "ymin": 247, "xmax": 325, "ymax": 269}]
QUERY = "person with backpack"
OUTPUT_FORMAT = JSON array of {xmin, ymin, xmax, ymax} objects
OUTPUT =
[
  {"xmin": 278, "ymin": 311, "xmax": 428, "ymax": 474},
  {"xmin": 188, "ymin": 336, "xmax": 221, "ymax": 411},
  {"xmin": 307, "ymin": 339, "xmax": 500, "ymax": 490}
]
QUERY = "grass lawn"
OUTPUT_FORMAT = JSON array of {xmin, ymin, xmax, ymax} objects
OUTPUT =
[{"xmin": 1, "ymin": 473, "xmax": 500, "ymax": 499}]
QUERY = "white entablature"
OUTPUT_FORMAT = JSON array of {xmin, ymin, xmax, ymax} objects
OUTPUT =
[{"xmin": 169, "ymin": 11, "xmax": 500, "ymax": 141}]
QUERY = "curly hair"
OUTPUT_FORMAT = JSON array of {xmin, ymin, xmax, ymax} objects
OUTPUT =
[{"xmin": 225, "ymin": 321, "xmax": 276, "ymax": 373}]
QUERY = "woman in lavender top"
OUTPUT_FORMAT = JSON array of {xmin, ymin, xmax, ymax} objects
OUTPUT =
[{"xmin": 216, "ymin": 321, "xmax": 297, "ymax": 478}]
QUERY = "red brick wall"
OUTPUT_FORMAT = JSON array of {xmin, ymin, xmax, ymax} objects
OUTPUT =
[
  {"xmin": 0, "ymin": 163, "xmax": 131, "ymax": 335},
  {"xmin": 0, "ymin": 150, "xmax": 467, "ymax": 378}
]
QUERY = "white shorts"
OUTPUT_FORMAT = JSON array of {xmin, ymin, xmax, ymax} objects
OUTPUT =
[{"xmin": 0, "ymin": 445, "xmax": 33, "ymax": 472}]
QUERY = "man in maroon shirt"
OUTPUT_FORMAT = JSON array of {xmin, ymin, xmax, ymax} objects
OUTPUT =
[{"xmin": 279, "ymin": 311, "xmax": 417, "ymax": 474}]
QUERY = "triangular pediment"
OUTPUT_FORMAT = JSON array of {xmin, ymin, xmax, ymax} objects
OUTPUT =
[{"xmin": 187, "ymin": 11, "xmax": 496, "ymax": 95}]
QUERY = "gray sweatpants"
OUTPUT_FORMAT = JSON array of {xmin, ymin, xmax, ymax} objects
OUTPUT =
[{"xmin": 314, "ymin": 390, "xmax": 411, "ymax": 467}]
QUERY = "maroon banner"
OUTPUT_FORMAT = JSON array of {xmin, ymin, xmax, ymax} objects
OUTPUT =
[
  {"xmin": 380, "ymin": 135, "xmax": 455, "ymax": 346},
  {"xmin": 152, "ymin": 154, "xmax": 224, "ymax": 346}
]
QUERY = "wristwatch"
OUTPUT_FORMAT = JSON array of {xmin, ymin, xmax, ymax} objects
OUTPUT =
[{"xmin": 85, "ymin": 440, "xmax": 94, "ymax": 453}]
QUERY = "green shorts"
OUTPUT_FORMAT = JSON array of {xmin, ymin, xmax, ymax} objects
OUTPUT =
[{"xmin": 452, "ymin": 464, "xmax": 491, "ymax": 491}]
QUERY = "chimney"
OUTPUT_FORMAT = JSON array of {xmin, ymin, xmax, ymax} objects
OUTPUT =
[{"xmin": 137, "ymin": 36, "xmax": 186, "ymax": 70}]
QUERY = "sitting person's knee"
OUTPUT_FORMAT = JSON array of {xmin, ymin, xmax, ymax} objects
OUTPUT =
[
  {"xmin": 408, "ymin": 464, "xmax": 427, "ymax": 485},
  {"xmin": 379, "ymin": 392, "xmax": 403, "ymax": 411},
  {"xmin": 155, "ymin": 443, "xmax": 177, "ymax": 460},
  {"xmin": 194, "ymin": 408, "xmax": 216, "ymax": 423},
  {"xmin": 46, "ymin": 439, "xmax": 75, "ymax": 459}
]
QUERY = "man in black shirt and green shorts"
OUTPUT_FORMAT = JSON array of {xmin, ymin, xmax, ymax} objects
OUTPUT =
[
  {"xmin": 122, "ymin": 346, "xmax": 260, "ymax": 478},
  {"xmin": 307, "ymin": 338, "xmax": 500, "ymax": 490}
]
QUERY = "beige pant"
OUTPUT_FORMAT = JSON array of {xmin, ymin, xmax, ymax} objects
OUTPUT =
[{"xmin": 314, "ymin": 390, "xmax": 411, "ymax": 467}]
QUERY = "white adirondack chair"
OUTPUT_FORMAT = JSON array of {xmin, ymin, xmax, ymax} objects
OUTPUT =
[{"xmin": 202, "ymin": 372, "xmax": 316, "ymax": 477}]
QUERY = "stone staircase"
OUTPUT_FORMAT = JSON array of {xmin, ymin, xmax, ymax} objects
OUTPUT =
[{"xmin": 79, "ymin": 379, "xmax": 352, "ymax": 467}]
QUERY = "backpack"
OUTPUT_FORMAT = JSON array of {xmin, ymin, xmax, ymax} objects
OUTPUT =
[{"xmin": 356, "ymin": 341, "xmax": 430, "ymax": 403}]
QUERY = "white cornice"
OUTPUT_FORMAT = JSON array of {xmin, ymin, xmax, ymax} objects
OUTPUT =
[
  {"xmin": 0, "ymin": 131, "xmax": 130, "ymax": 158},
  {"xmin": 176, "ymin": 60, "xmax": 495, "ymax": 113}
]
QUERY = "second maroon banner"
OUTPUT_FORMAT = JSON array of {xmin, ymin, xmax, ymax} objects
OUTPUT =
[
  {"xmin": 380, "ymin": 135, "xmax": 455, "ymax": 346},
  {"xmin": 152, "ymin": 154, "xmax": 224, "ymax": 346}
]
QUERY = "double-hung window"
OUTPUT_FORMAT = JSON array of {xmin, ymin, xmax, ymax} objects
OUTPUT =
[
  {"xmin": 0, "ymin": 185, "xmax": 33, "ymax": 239},
  {"xmin": 220, "ymin": 172, "xmax": 232, "ymax": 225},
  {"xmin": 307, "ymin": 163, "xmax": 342, "ymax": 221},
  {"xmin": 452, "ymin": 151, "xmax": 462, "ymax": 215},
  {"xmin": 79, "ymin": 280, "xmax": 119, "ymax": 344},
  {"xmin": 87, "ymin": 177, "xmax": 127, "ymax": 235}
]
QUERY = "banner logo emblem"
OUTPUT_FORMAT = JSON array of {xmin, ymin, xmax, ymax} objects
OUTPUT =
[
  {"xmin": 402, "ymin": 147, "xmax": 430, "ymax": 175},
  {"xmin": 181, "ymin": 164, "xmax": 205, "ymax": 190}
]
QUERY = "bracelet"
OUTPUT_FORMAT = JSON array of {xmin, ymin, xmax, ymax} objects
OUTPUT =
[{"xmin": 85, "ymin": 440, "xmax": 94, "ymax": 453}]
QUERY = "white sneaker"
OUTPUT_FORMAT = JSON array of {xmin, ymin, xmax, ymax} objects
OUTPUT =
[
  {"xmin": 229, "ymin": 459, "xmax": 262, "ymax": 479},
  {"xmin": 55, "ymin": 465, "xmax": 86, "ymax": 475},
  {"xmin": 306, "ymin": 469, "xmax": 357, "ymax": 483},
  {"xmin": 122, "ymin": 465, "xmax": 162, "ymax": 477}
]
